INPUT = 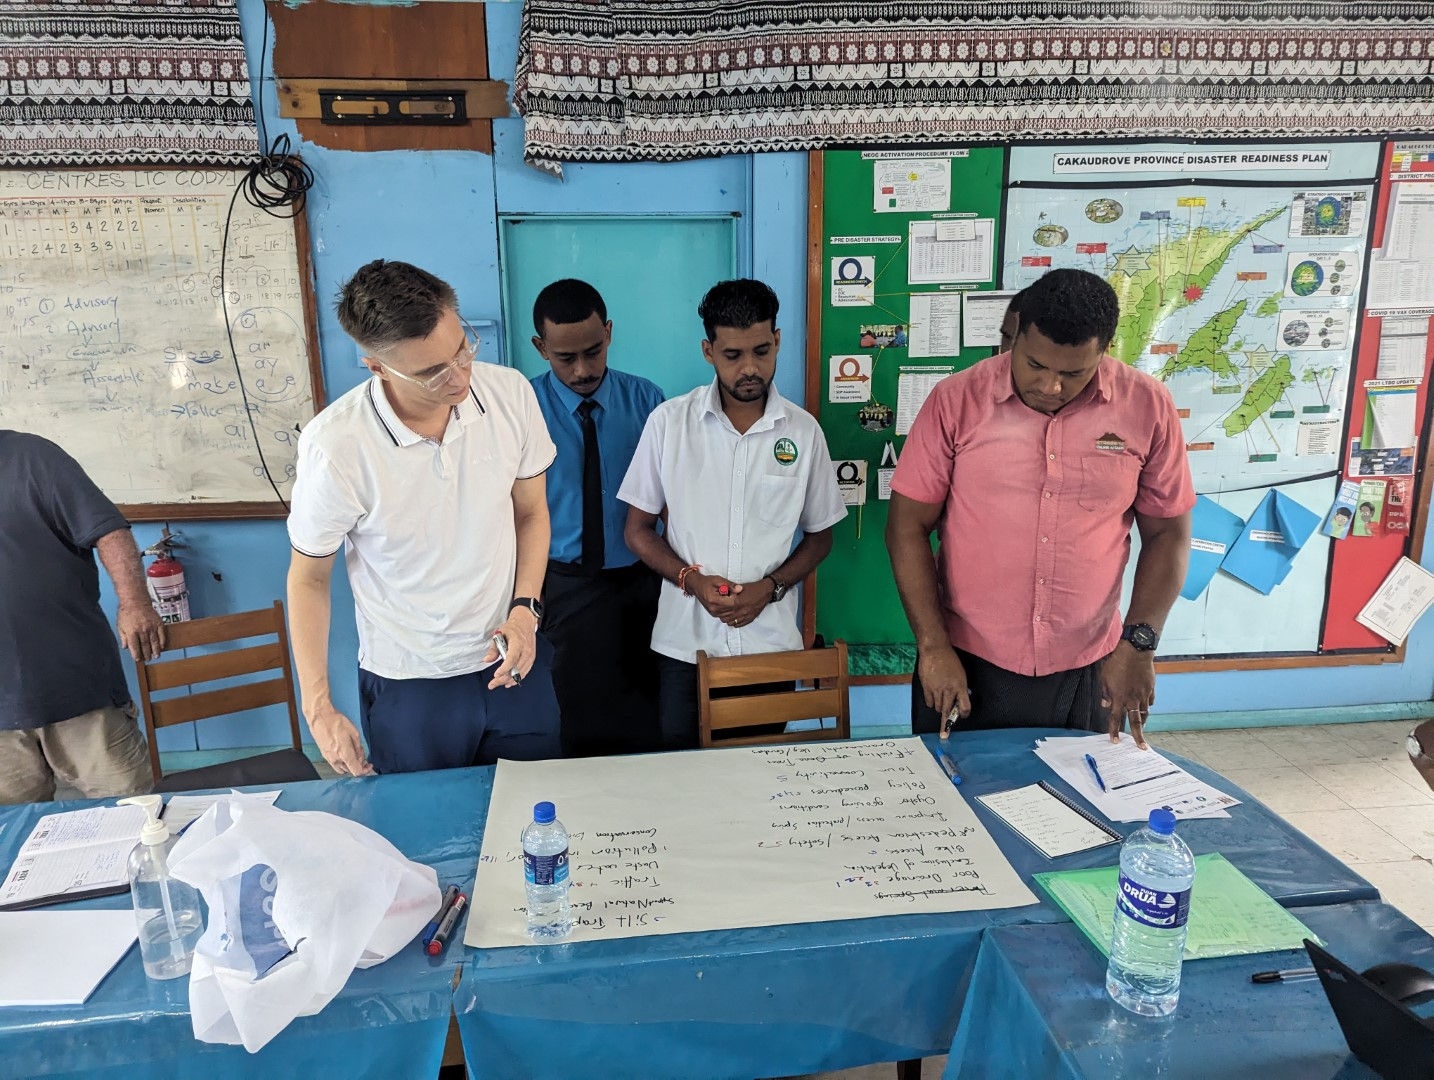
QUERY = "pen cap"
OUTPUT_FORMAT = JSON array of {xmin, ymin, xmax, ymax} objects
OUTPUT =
[
  {"xmin": 533, "ymin": 801, "xmax": 556, "ymax": 824},
  {"xmin": 1147, "ymin": 808, "xmax": 1177, "ymax": 836}
]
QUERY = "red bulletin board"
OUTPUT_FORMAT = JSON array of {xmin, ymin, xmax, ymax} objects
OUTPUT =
[{"xmin": 1322, "ymin": 141, "xmax": 1434, "ymax": 652}]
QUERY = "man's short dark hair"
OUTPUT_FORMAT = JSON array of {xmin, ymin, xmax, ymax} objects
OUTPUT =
[
  {"xmin": 1359, "ymin": 501, "xmax": 1376, "ymax": 514},
  {"xmin": 1333, "ymin": 507, "xmax": 1352, "ymax": 520},
  {"xmin": 1005, "ymin": 287, "xmax": 1028, "ymax": 319},
  {"xmin": 533, "ymin": 278, "xmax": 607, "ymax": 334},
  {"xmin": 698, "ymin": 279, "xmax": 779, "ymax": 341},
  {"xmin": 336, "ymin": 260, "xmax": 457, "ymax": 353},
  {"xmin": 1017, "ymin": 269, "xmax": 1119, "ymax": 348}
]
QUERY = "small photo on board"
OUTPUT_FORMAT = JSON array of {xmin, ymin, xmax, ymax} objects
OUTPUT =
[{"xmin": 859, "ymin": 323, "xmax": 908, "ymax": 349}]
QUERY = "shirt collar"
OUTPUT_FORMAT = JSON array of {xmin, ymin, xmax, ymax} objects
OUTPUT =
[
  {"xmin": 700, "ymin": 378, "xmax": 788, "ymax": 432},
  {"xmin": 547, "ymin": 368, "xmax": 613, "ymax": 415},
  {"xmin": 992, "ymin": 353, "xmax": 1115, "ymax": 408},
  {"xmin": 367, "ymin": 374, "xmax": 483, "ymax": 448}
]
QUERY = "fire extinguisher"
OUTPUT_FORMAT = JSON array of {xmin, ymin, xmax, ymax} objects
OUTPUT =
[{"xmin": 143, "ymin": 526, "xmax": 191, "ymax": 624}]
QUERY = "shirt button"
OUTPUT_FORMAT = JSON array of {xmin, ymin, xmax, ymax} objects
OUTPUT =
[
  {"xmin": 1043, "ymin": 491, "xmax": 1051, "ymax": 499},
  {"xmin": 1048, "ymin": 453, "xmax": 1056, "ymax": 460},
  {"xmin": 1034, "ymin": 615, "xmax": 1041, "ymax": 622},
  {"xmin": 1038, "ymin": 577, "xmax": 1046, "ymax": 585},
  {"xmin": 1040, "ymin": 536, "xmax": 1048, "ymax": 543}
]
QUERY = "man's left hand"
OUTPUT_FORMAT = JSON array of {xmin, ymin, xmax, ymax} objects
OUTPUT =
[
  {"xmin": 1100, "ymin": 643, "xmax": 1155, "ymax": 749},
  {"xmin": 717, "ymin": 579, "xmax": 773, "ymax": 628},
  {"xmin": 486, "ymin": 606, "xmax": 538, "ymax": 689},
  {"xmin": 117, "ymin": 601, "xmax": 165, "ymax": 663}
]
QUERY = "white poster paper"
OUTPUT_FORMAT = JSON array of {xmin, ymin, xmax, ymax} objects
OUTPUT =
[
  {"xmin": 896, "ymin": 366, "xmax": 954, "ymax": 435},
  {"xmin": 829, "ymin": 355, "xmax": 873, "ymax": 403},
  {"xmin": 1377, "ymin": 324, "xmax": 1430, "ymax": 381},
  {"xmin": 874, "ymin": 159, "xmax": 951, "ymax": 213},
  {"xmin": 1367, "ymin": 387, "xmax": 1419, "ymax": 449},
  {"xmin": 1382, "ymin": 183, "xmax": 1434, "ymax": 261},
  {"xmin": 1288, "ymin": 190, "xmax": 1369, "ymax": 237},
  {"xmin": 877, "ymin": 443, "xmax": 898, "ymax": 501},
  {"xmin": 834, "ymin": 459, "xmax": 868, "ymax": 506},
  {"xmin": 1368, "ymin": 257, "xmax": 1434, "ymax": 308},
  {"xmin": 1356, "ymin": 557, "xmax": 1434, "ymax": 646},
  {"xmin": 1285, "ymin": 251, "xmax": 1361, "ymax": 299},
  {"xmin": 1277, "ymin": 308, "xmax": 1350, "ymax": 350},
  {"xmin": 1296, "ymin": 419, "xmax": 1343, "ymax": 456},
  {"xmin": 908, "ymin": 293, "xmax": 962, "ymax": 358},
  {"xmin": 466, "ymin": 739, "xmax": 1037, "ymax": 947},
  {"xmin": 831, "ymin": 256, "xmax": 875, "ymax": 307},
  {"xmin": 908, "ymin": 220, "xmax": 994, "ymax": 285},
  {"xmin": 962, "ymin": 290, "xmax": 1018, "ymax": 348}
]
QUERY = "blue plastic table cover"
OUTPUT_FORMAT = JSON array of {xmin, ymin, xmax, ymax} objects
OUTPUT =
[
  {"xmin": 945, "ymin": 899, "xmax": 1434, "ymax": 1079},
  {"xmin": 0, "ymin": 767, "xmax": 492, "ymax": 1080},
  {"xmin": 452, "ymin": 730, "xmax": 1377, "ymax": 1080}
]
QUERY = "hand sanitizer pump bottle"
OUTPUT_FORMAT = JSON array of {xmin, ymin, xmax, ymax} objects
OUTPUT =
[{"xmin": 118, "ymin": 795, "xmax": 204, "ymax": 980}]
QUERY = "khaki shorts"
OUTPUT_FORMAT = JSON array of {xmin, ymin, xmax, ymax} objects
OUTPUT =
[{"xmin": 0, "ymin": 703, "xmax": 154, "ymax": 805}]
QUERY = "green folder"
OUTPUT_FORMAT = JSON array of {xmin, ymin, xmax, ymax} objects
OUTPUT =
[{"xmin": 1033, "ymin": 852, "xmax": 1320, "ymax": 961}]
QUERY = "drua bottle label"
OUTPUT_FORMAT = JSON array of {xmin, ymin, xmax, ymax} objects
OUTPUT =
[
  {"xmin": 524, "ymin": 848, "xmax": 570, "ymax": 886},
  {"xmin": 1116, "ymin": 873, "xmax": 1191, "ymax": 929}
]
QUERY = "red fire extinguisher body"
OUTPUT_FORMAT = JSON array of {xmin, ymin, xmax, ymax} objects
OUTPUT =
[{"xmin": 145, "ymin": 551, "xmax": 191, "ymax": 623}]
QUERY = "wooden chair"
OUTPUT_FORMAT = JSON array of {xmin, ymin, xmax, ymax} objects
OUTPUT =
[
  {"xmin": 695, "ymin": 640, "xmax": 849, "ymax": 747},
  {"xmin": 135, "ymin": 600, "xmax": 319, "ymax": 793}
]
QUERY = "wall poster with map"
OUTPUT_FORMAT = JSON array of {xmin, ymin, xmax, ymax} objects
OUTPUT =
[{"xmin": 1003, "ymin": 143, "xmax": 1382, "ymax": 658}]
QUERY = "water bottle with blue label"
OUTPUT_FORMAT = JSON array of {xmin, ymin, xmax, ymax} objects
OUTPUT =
[
  {"xmin": 522, "ymin": 801, "xmax": 572, "ymax": 941},
  {"xmin": 1106, "ymin": 807, "xmax": 1195, "ymax": 1016}
]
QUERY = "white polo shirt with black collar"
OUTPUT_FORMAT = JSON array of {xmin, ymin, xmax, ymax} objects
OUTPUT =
[
  {"xmin": 288, "ymin": 364, "xmax": 556, "ymax": 680},
  {"xmin": 618, "ymin": 379, "xmax": 846, "ymax": 663}
]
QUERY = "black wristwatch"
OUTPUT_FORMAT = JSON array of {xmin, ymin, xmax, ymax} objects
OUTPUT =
[
  {"xmin": 765, "ymin": 574, "xmax": 789, "ymax": 602},
  {"xmin": 509, "ymin": 597, "xmax": 544, "ymax": 625},
  {"xmin": 1120, "ymin": 622, "xmax": 1159, "ymax": 652}
]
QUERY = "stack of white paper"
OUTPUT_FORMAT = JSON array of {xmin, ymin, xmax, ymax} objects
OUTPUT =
[{"xmin": 1034, "ymin": 734, "xmax": 1241, "ymax": 823}]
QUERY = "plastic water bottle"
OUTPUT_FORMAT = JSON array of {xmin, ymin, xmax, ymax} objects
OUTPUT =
[
  {"xmin": 522, "ymin": 801, "xmax": 572, "ymax": 941},
  {"xmin": 119, "ymin": 795, "xmax": 205, "ymax": 980},
  {"xmin": 1106, "ymin": 807, "xmax": 1195, "ymax": 1016}
]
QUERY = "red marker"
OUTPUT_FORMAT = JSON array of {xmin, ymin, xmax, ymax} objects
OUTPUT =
[{"xmin": 426, "ymin": 893, "xmax": 467, "ymax": 956}]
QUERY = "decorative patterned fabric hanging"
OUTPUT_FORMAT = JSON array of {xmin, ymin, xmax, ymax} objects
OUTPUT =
[
  {"xmin": 0, "ymin": 0, "xmax": 256, "ymax": 167},
  {"xmin": 515, "ymin": 0, "xmax": 1434, "ymax": 173}
]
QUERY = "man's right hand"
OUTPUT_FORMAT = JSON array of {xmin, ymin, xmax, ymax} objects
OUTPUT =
[
  {"xmin": 917, "ymin": 647, "xmax": 971, "ymax": 738},
  {"xmin": 689, "ymin": 573, "xmax": 739, "ymax": 620},
  {"xmin": 304, "ymin": 698, "xmax": 375, "ymax": 776}
]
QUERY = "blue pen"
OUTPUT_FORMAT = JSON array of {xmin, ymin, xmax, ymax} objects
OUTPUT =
[
  {"xmin": 935, "ymin": 748, "xmax": 963, "ymax": 786},
  {"xmin": 422, "ymin": 885, "xmax": 460, "ymax": 947},
  {"xmin": 1084, "ymin": 753, "xmax": 1107, "ymax": 792}
]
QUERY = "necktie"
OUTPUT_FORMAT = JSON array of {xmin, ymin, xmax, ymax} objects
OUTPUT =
[{"xmin": 577, "ymin": 399, "xmax": 604, "ymax": 573}]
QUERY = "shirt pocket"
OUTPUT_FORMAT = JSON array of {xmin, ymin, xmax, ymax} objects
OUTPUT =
[
  {"xmin": 752, "ymin": 472, "xmax": 804, "ymax": 532},
  {"xmin": 1078, "ymin": 453, "xmax": 1140, "ymax": 513}
]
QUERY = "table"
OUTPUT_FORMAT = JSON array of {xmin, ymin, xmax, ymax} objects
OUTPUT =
[
  {"xmin": 452, "ymin": 730, "xmax": 1377, "ymax": 1080},
  {"xmin": 0, "ymin": 768, "xmax": 491, "ymax": 1080},
  {"xmin": 945, "ymin": 900, "xmax": 1434, "ymax": 1079}
]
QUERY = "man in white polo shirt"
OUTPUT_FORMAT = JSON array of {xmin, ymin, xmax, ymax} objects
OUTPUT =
[
  {"xmin": 287, "ymin": 260, "xmax": 560, "ymax": 775},
  {"xmin": 620, "ymin": 278, "xmax": 846, "ymax": 750}
]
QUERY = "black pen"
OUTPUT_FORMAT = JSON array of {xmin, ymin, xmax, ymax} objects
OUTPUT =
[
  {"xmin": 427, "ymin": 893, "xmax": 467, "ymax": 956},
  {"xmin": 422, "ymin": 885, "xmax": 460, "ymax": 949},
  {"xmin": 1251, "ymin": 966, "xmax": 1316, "ymax": 983}
]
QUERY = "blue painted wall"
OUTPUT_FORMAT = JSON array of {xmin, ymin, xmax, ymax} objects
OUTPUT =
[{"xmin": 103, "ymin": 0, "xmax": 1432, "ymax": 754}]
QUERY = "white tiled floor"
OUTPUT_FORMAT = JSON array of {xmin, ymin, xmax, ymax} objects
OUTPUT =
[{"xmin": 801, "ymin": 718, "xmax": 1434, "ymax": 1080}]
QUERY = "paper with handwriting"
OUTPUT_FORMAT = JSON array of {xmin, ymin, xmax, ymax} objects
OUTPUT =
[{"xmin": 466, "ymin": 737, "xmax": 1035, "ymax": 947}]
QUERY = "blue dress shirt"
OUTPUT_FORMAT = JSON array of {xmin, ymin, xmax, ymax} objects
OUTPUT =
[{"xmin": 532, "ymin": 367, "xmax": 664, "ymax": 569}]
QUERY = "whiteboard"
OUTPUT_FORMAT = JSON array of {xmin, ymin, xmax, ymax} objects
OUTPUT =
[{"xmin": 0, "ymin": 168, "xmax": 322, "ymax": 518}]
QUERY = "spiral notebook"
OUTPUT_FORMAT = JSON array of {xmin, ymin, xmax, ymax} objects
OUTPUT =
[{"xmin": 976, "ymin": 781, "xmax": 1123, "ymax": 859}]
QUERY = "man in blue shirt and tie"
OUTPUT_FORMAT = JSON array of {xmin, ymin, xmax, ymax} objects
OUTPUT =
[{"xmin": 531, "ymin": 280, "xmax": 666, "ymax": 756}]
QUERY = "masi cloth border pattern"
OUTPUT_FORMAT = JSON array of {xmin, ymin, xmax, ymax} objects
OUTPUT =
[
  {"xmin": 0, "ymin": 0, "xmax": 256, "ymax": 167},
  {"xmin": 515, "ymin": 0, "xmax": 1434, "ymax": 171}
]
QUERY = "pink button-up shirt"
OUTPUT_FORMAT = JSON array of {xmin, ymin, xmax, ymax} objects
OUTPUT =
[{"xmin": 892, "ymin": 354, "xmax": 1194, "ymax": 676}]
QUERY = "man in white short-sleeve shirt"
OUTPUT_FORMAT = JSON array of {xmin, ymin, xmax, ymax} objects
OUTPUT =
[
  {"xmin": 620, "ymin": 278, "xmax": 846, "ymax": 750},
  {"xmin": 287, "ymin": 260, "xmax": 560, "ymax": 775}
]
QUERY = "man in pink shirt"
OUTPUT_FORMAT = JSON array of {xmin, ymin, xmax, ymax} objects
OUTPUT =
[{"xmin": 886, "ymin": 269, "xmax": 1194, "ymax": 747}]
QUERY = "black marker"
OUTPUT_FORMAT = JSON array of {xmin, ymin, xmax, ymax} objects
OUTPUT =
[{"xmin": 427, "ymin": 893, "xmax": 467, "ymax": 956}]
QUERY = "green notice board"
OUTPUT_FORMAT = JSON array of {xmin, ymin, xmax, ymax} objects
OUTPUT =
[{"xmin": 811, "ymin": 148, "xmax": 1006, "ymax": 677}]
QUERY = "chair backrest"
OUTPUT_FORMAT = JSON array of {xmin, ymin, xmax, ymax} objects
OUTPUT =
[
  {"xmin": 695, "ymin": 640, "xmax": 850, "ymax": 748},
  {"xmin": 134, "ymin": 600, "xmax": 304, "ymax": 783}
]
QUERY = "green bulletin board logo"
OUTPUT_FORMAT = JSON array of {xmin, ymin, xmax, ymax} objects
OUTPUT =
[{"xmin": 773, "ymin": 438, "xmax": 798, "ymax": 466}]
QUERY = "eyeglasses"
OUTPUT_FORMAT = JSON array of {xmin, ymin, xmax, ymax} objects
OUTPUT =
[{"xmin": 376, "ymin": 321, "xmax": 480, "ymax": 393}]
